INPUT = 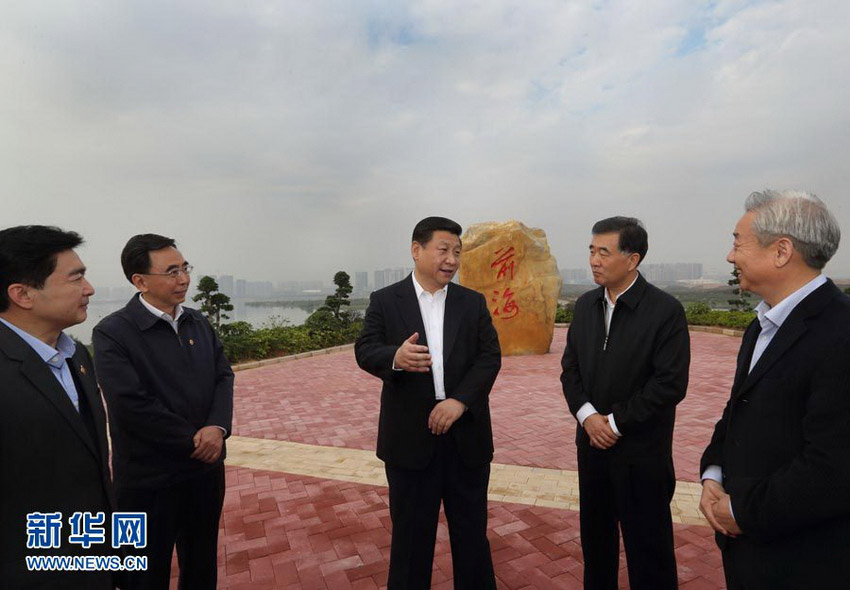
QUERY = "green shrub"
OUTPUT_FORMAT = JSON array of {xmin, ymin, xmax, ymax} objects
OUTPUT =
[
  {"xmin": 685, "ymin": 302, "xmax": 755, "ymax": 330},
  {"xmin": 555, "ymin": 303, "xmax": 574, "ymax": 323}
]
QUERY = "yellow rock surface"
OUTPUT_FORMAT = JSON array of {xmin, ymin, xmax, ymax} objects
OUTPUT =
[{"xmin": 459, "ymin": 221, "xmax": 562, "ymax": 355}]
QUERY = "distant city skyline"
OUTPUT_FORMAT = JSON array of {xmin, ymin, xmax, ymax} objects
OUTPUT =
[{"xmin": 90, "ymin": 256, "xmax": 841, "ymax": 302}]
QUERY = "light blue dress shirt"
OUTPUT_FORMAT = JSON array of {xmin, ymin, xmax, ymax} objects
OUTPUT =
[{"xmin": 0, "ymin": 317, "xmax": 81, "ymax": 412}]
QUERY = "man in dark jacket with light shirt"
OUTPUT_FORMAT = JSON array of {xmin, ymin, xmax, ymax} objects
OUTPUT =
[
  {"xmin": 561, "ymin": 217, "xmax": 690, "ymax": 590},
  {"xmin": 700, "ymin": 190, "xmax": 850, "ymax": 589},
  {"xmin": 93, "ymin": 234, "xmax": 233, "ymax": 590}
]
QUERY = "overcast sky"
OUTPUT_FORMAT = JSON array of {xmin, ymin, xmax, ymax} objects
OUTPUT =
[{"xmin": 2, "ymin": 0, "xmax": 849, "ymax": 289}]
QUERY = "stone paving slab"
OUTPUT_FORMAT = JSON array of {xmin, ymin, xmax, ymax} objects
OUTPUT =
[{"xmin": 225, "ymin": 436, "xmax": 707, "ymax": 527}]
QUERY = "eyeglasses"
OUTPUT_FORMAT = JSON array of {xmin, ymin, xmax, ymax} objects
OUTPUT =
[{"xmin": 141, "ymin": 265, "xmax": 194, "ymax": 279}]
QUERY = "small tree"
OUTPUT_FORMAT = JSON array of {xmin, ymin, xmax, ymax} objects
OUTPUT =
[
  {"xmin": 727, "ymin": 267, "xmax": 752, "ymax": 311},
  {"xmin": 193, "ymin": 276, "xmax": 234, "ymax": 330},
  {"xmin": 845, "ymin": 287, "xmax": 850, "ymax": 295},
  {"xmin": 319, "ymin": 271, "xmax": 353, "ymax": 324}
]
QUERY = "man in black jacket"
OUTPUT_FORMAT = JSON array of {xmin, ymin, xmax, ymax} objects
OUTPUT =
[
  {"xmin": 0, "ymin": 225, "xmax": 114, "ymax": 590},
  {"xmin": 561, "ymin": 217, "xmax": 689, "ymax": 590},
  {"xmin": 700, "ymin": 190, "xmax": 850, "ymax": 589},
  {"xmin": 93, "ymin": 234, "xmax": 233, "ymax": 590},
  {"xmin": 355, "ymin": 216, "xmax": 501, "ymax": 590}
]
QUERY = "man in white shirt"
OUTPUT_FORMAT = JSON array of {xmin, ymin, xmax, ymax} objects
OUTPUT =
[
  {"xmin": 700, "ymin": 190, "xmax": 850, "ymax": 589},
  {"xmin": 355, "ymin": 217, "xmax": 502, "ymax": 589}
]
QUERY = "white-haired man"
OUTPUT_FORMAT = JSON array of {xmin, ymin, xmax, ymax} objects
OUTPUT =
[{"xmin": 700, "ymin": 190, "xmax": 849, "ymax": 589}]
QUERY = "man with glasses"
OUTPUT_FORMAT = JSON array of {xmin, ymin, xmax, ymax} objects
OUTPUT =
[{"xmin": 93, "ymin": 234, "xmax": 233, "ymax": 590}]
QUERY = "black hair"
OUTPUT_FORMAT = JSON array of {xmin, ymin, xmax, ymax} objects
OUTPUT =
[
  {"xmin": 120, "ymin": 234, "xmax": 177, "ymax": 283},
  {"xmin": 0, "ymin": 225, "xmax": 84, "ymax": 312},
  {"xmin": 411, "ymin": 216, "xmax": 462, "ymax": 246},
  {"xmin": 591, "ymin": 216, "xmax": 649, "ymax": 264}
]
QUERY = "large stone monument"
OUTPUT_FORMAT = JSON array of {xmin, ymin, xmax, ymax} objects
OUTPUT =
[{"xmin": 459, "ymin": 220, "xmax": 562, "ymax": 355}]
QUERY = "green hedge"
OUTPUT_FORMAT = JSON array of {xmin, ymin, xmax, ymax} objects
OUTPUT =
[
  {"xmin": 684, "ymin": 302, "xmax": 755, "ymax": 330},
  {"xmin": 219, "ymin": 317, "xmax": 363, "ymax": 363}
]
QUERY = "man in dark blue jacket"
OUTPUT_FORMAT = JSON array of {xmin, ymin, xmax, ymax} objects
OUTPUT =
[
  {"xmin": 93, "ymin": 234, "xmax": 233, "ymax": 590},
  {"xmin": 561, "ymin": 217, "xmax": 690, "ymax": 590}
]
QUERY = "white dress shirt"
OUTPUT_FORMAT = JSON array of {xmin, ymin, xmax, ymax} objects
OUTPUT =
[
  {"xmin": 411, "ymin": 273, "xmax": 448, "ymax": 400},
  {"xmin": 575, "ymin": 272, "xmax": 640, "ymax": 436},
  {"xmin": 138, "ymin": 293, "xmax": 184, "ymax": 333}
]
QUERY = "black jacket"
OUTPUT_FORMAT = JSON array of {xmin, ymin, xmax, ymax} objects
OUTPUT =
[
  {"xmin": 93, "ymin": 295, "xmax": 234, "ymax": 490},
  {"xmin": 355, "ymin": 276, "xmax": 501, "ymax": 470},
  {"xmin": 700, "ymin": 280, "xmax": 850, "ymax": 588},
  {"xmin": 560, "ymin": 272, "xmax": 690, "ymax": 458},
  {"xmin": 0, "ymin": 323, "xmax": 114, "ymax": 589}
]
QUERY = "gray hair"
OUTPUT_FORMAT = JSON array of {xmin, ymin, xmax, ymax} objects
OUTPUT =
[{"xmin": 745, "ymin": 189, "xmax": 841, "ymax": 269}]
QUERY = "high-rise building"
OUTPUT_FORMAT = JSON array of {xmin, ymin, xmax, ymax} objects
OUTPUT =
[
  {"xmin": 641, "ymin": 263, "xmax": 703, "ymax": 283},
  {"xmin": 387, "ymin": 267, "xmax": 406, "ymax": 284},
  {"xmin": 354, "ymin": 272, "xmax": 369, "ymax": 294},
  {"xmin": 218, "ymin": 275, "xmax": 234, "ymax": 298}
]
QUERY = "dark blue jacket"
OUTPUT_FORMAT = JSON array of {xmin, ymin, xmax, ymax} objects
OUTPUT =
[{"xmin": 93, "ymin": 294, "xmax": 234, "ymax": 490}]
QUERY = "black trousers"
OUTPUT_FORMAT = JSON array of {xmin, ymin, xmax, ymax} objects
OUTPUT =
[
  {"xmin": 118, "ymin": 464, "xmax": 225, "ymax": 590},
  {"xmin": 577, "ymin": 444, "xmax": 677, "ymax": 590},
  {"xmin": 385, "ymin": 435, "xmax": 496, "ymax": 590}
]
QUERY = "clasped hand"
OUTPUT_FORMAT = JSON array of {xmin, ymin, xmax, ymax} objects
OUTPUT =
[
  {"xmin": 699, "ymin": 480, "xmax": 742, "ymax": 537},
  {"xmin": 584, "ymin": 413, "xmax": 619, "ymax": 449},
  {"xmin": 190, "ymin": 426, "xmax": 224, "ymax": 464}
]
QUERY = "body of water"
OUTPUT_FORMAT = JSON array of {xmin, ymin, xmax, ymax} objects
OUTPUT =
[{"xmin": 67, "ymin": 298, "xmax": 315, "ymax": 344}]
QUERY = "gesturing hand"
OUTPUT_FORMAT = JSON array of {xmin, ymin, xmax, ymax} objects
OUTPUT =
[
  {"xmin": 393, "ymin": 332, "xmax": 431, "ymax": 372},
  {"xmin": 584, "ymin": 413, "xmax": 618, "ymax": 449},
  {"xmin": 428, "ymin": 399, "xmax": 466, "ymax": 435}
]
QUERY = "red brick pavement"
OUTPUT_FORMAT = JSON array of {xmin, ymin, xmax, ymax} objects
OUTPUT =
[
  {"xmin": 232, "ymin": 328, "xmax": 740, "ymax": 481},
  {"xmin": 209, "ymin": 467, "xmax": 723, "ymax": 590},
  {"xmin": 171, "ymin": 328, "xmax": 738, "ymax": 588}
]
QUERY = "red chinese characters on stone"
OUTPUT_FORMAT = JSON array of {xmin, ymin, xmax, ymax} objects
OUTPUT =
[
  {"xmin": 490, "ymin": 288, "xmax": 519, "ymax": 320},
  {"xmin": 490, "ymin": 247, "xmax": 516, "ymax": 280},
  {"xmin": 490, "ymin": 247, "xmax": 520, "ymax": 320}
]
